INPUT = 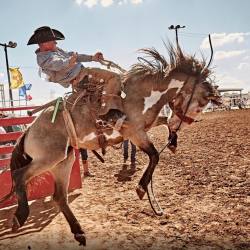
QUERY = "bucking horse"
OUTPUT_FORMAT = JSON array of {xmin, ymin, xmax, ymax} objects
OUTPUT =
[{"xmin": 1, "ymin": 43, "xmax": 221, "ymax": 246}]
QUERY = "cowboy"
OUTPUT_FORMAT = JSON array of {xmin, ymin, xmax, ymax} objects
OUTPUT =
[{"xmin": 27, "ymin": 26, "xmax": 126, "ymax": 129}]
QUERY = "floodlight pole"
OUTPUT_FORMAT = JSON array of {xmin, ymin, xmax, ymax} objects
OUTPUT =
[
  {"xmin": 168, "ymin": 25, "xmax": 186, "ymax": 48},
  {"xmin": 0, "ymin": 41, "xmax": 17, "ymax": 108}
]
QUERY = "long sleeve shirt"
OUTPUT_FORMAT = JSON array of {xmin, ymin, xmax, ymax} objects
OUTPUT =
[{"xmin": 36, "ymin": 47, "xmax": 93, "ymax": 88}]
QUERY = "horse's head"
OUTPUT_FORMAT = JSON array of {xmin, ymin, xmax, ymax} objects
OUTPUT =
[
  {"xmin": 125, "ymin": 43, "xmax": 221, "ymax": 133},
  {"xmin": 168, "ymin": 75, "xmax": 221, "ymax": 130},
  {"xmin": 165, "ymin": 76, "xmax": 221, "ymax": 153},
  {"xmin": 164, "ymin": 46, "xmax": 222, "ymax": 131}
]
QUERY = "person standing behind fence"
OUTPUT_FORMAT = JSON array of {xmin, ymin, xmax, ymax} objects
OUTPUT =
[
  {"xmin": 79, "ymin": 148, "xmax": 94, "ymax": 177},
  {"xmin": 123, "ymin": 140, "xmax": 136, "ymax": 166}
]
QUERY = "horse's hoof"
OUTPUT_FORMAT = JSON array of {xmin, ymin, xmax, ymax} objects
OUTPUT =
[
  {"xmin": 136, "ymin": 185, "xmax": 146, "ymax": 200},
  {"xmin": 167, "ymin": 145, "xmax": 176, "ymax": 154},
  {"xmin": 12, "ymin": 216, "xmax": 20, "ymax": 233},
  {"xmin": 74, "ymin": 233, "xmax": 86, "ymax": 246}
]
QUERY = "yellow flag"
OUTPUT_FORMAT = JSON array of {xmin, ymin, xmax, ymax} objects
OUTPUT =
[{"xmin": 9, "ymin": 67, "xmax": 24, "ymax": 89}]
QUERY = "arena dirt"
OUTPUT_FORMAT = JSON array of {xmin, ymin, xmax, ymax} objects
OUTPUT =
[{"xmin": 0, "ymin": 109, "xmax": 249, "ymax": 250}]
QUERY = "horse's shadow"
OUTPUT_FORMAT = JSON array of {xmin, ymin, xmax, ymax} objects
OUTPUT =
[
  {"xmin": 0, "ymin": 193, "xmax": 80, "ymax": 240},
  {"xmin": 114, "ymin": 163, "xmax": 137, "ymax": 182}
]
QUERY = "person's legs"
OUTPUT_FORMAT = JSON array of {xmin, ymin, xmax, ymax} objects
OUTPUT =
[
  {"xmin": 123, "ymin": 140, "xmax": 129, "ymax": 163},
  {"xmin": 130, "ymin": 141, "xmax": 137, "ymax": 165},
  {"xmin": 79, "ymin": 149, "xmax": 94, "ymax": 177},
  {"xmin": 80, "ymin": 148, "xmax": 88, "ymax": 161}
]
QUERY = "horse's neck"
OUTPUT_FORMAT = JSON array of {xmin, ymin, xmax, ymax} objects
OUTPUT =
[{"xmin": 124, "ymin": 75, "xmax": 171, "ymax": 126}]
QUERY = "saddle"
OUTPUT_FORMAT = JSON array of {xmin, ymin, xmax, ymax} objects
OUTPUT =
[{"xmin": 74, "ymin": 75, "xmax": 126, "ymax": 130}]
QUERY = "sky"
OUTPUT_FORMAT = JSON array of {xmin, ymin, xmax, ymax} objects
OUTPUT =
[{"xmin": 0, "ymin": 0, "xmax": 249, "ymax": 105}]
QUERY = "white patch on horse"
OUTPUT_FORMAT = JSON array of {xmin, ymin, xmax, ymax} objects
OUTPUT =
[
  {"xmin": 143, "ymin": 89, "xmax": 168, "ymax": 114},
  {"xmin": 79, "ymin": 132, "xmax": 96, "ymax": 143},
  {"xmin": 142, "ymin": 79, "xmax": 184, "ymax": 114},
  {"xmin": 104, "ymin": 130, "xmax": 121, "ymax": 140},
  {"xmin": 167, "ymin": 79, "xmax": 184, "ymax": 94}
]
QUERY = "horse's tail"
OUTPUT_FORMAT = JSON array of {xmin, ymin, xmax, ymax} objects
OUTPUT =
[{"xmin": 0, "ymin": 131, "xmax": 32, "ymax": 204}]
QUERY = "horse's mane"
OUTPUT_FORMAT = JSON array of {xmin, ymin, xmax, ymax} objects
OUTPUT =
[{"xmin": 125, "ymin": 43, "xmax": 211, "ymax": 82}]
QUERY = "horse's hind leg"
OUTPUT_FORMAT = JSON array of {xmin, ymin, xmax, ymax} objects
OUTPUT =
[
  {"xmin": 12, "ymin": 156, "xmax": 64, "ymax": 231},
  {"xmin": 51, "ymin": 150, "xmax": 86, "ymax": 246},
  {"xmin": 12, "ymin": 166, "xmax": 29, "ymax": 231}
]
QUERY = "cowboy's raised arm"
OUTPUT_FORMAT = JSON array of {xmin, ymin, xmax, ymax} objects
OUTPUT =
[
  {"xmin": 76, "ymin": 51, "xmax": 104, "ymax": 62},
  {"xmin": 76, "ymin": 53, "xmax": 93, "ymax": 62}
]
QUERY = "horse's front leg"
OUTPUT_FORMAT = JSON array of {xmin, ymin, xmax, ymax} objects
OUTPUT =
[
  {"xmin": 130, "ymin": 132, "xmax": 159, "ymax": 200},
  {"xmin": 51, "ymin": 150, "xmax": 86, "ymax": 246}
]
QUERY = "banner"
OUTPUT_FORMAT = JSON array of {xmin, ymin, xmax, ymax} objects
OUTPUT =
[
  {"xmin": 19, "ymin": 83, "xmax": 32, "ymax": 97},
  {"xmin": 9, "ymin": 67, "xmax": 24, "ymax": 89}
]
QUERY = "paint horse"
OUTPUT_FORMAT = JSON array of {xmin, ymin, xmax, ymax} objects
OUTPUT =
[{"xmin": 7, "ymin": 45, "xmax": 220, "ymax": 246}]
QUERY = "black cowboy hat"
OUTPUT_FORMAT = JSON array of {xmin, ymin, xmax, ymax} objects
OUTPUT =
[{"xmin": 27, "ymin": 26, "xmax": 65, "ymax": 45}]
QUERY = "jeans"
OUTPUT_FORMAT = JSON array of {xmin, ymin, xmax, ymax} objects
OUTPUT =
[
  {"xmin": 80, "ymin": 148, "xmax": 88, "ymax": 161},
  {"xmin": 123, "ymin": 140, "xmax": 136, "ymax": 163}
]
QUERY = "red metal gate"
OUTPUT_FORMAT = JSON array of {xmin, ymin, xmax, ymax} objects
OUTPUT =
[{"xmin": 0, "ymin": 106, "xmax": 82, "ymax": 208}]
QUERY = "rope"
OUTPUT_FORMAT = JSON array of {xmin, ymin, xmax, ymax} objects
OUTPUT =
[
  {"xmin": 99, "ymin": 59, "xmax": 127, "ymax": 73},
  {"xmin": 146, "ymin": 179, "xmax": 164, "ymax": 216}
]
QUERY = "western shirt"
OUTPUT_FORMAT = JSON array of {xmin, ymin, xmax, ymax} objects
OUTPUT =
[{"xmin": 36, "ymin": 47, "xmax": 92, "ymax": 88}]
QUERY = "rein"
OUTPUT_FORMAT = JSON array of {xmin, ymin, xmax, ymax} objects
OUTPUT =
[
  {"xmin": 147, "ymin": 77, "xmax": 199, "ymax": 216},
  {"xmin": 99, "ymin": 59, "xmax": 126, "ymax": 73}
]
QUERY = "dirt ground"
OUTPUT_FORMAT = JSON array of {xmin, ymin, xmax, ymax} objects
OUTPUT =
[{"xmin": 0, "ymin": 109, "xmax": 249, "ymax": 250}]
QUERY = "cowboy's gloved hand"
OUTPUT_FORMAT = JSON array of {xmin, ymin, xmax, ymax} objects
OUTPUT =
[
  {"xmin": 69, "ymin": 53, "xmax": 78, "ymax": 66},
  {"xmin": 92, "ymin": 52, "xmax": 104, "ymax": 62}
]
